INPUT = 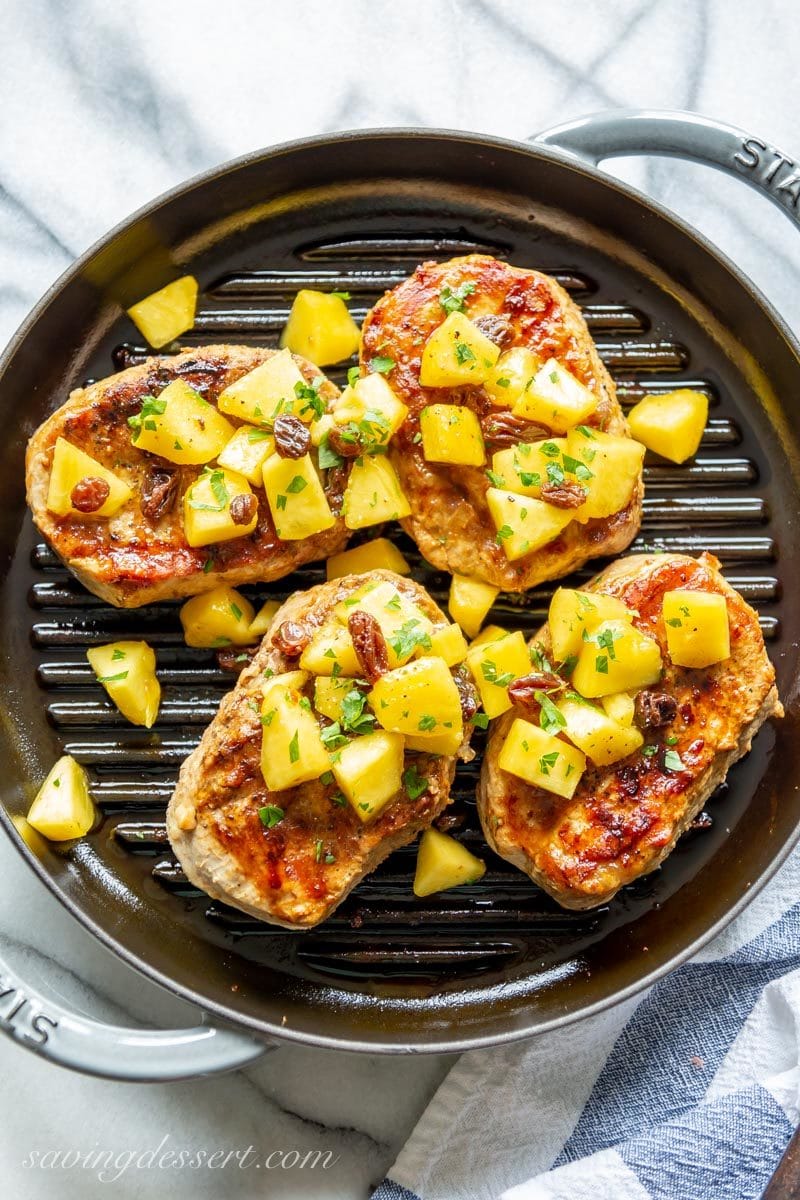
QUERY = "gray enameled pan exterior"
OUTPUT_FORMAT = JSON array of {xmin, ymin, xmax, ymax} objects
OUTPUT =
[{"xmin": 1, "ymin": 110, "xmax": 799, "ymax": 1080}]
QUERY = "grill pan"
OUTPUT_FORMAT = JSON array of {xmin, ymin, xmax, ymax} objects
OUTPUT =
[{"xmin": 1, "ymin": 110, "xmax": 800, "ymax": 1081}]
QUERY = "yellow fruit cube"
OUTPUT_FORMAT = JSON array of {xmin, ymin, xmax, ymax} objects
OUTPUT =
[
  {"xmin": 512, "ymin": 358, "xmax": 598, "ymax": 432},
  {"xmin": 336, "ymin": 580, "xmax": 433, "ymax": 668},
  {"xmin": 126, "ymin": 275, "xmax": 198, "ymax": 349},
  {"xmin": 86, "ymin": 640, "xmax": 161, "ymax": 727},
  {"xmin": 248, "ymin": 599, "xmax": 281, "ymax": 639},
  {"xmin": 428, "ymin": 623, "xmax": 469, "ymax": 667},
  {"xmin": 548, "ymin": 587, "xmax": 632, "ymax": 662},
  {"xmin": 129, "ymin": 380, "xmax": 234, "ymax": 466},
  {"xmin": 183, "ymin": 467, "xmax": 258, "ymax": 548},
  {"xmin": 313, "ymin": 676, "xmax": 359, "ymax": 723},
  {"xmin": 326, "ymin": 537, "xmax": 411, "ymax": 580},
  {"xmin": 46, "ymin": 438, "xmax": 132, "ymax": 519},
  {"xmin": 627, "ymin": 389, "xmax": 708, "ymax": 464},
  {"xmin": 486, "ymin": 488, "xmax": 573, "ymax": 561},
  {"xmin": 260, "ymin": 671, "xmax": 330, "ymax": 791},
  {"xmin": 490, "ymin": 438, "xmax": 570, "ymax": 498},
  {"xmin": 468, "ymin": 624, "xmax": 509, "ymax": 649},
  {"xmin": 413, "ymin": 828, "xmax": 486, "ymax": 896},
  {"xmin": 559, "ymin": 696, "xmax": 643, "ymax": 766},
  {"xmin": 369, "ymin": 656, "xmax": 463, "ymax": 739},
  {"xmin": 217, "ymin": 349, "xmax": 307, "ymax": 426},
  {"xmin": 342, "ymin": 455, "xmax": 411, "ymax": 529},
  {"xmin": 179, "ymin": 585, "xmax": 255, "ymax": 647},
  {"xmin": 261, "ymin": 452, "xmax": 335, "ymax": 541},
  {"xmin": 483, "ymin": 347, "xmax": 541, "ymax": 407},
  {"xmin": 566, "ymin": 428, "xmax": 645, "ymax": 521},
  {"xmin": 420, "ymin": 404, "xmax": 486, "ymax": 467},
  {"xmin": 498, "ymin": 718, "xmax": 585, "ymax": 799},
  {"xmin": 572, "ymin": 619, "xmax": 663, "ymax": 698},
  {"xmin": 331, "ymin": 730, "xmax": 405, "ymax": 821},
  {"xmin": 448, "ymin": 574, "xmax": 499, "ymax": 639},
  {"xmin": 405, "ymin": 728, "xmax": 463, "ymax": 756},
  {"xmin": 663, "ymin": 589, "xmax": 730, "ymax": 668},
  {"xmin": 280, "ymin": 290, "xmax": 360, "ymax": 366},
  {"xmin": 419, "ymin": 311, "xmax": 501, "ymax": 388},
  {"xmin": 466, "ymin": 630, "xmax": 532, "ymax": 719},
  {"xmin": 27, "ymin": 755, "xmax": 96, "ymax": 841},
  {"xmin": 216, "ymin": 425, "xmax": 275, "ymax": 485},
  {"xmin": 332, "ymin": 374, "xmax": 408, "ymax": 447},
  {"xmin": 601, "ymin": 691, "xmax": 636, "ymax": 726},
  {"xmin": 300, "ymin": 622, "xmax": 361, "ymax": 676}
]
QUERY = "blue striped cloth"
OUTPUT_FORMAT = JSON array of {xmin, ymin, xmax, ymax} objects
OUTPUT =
[{"xmin": 372, "ymin": 854, "xmax": 800, "ymax": 1200}]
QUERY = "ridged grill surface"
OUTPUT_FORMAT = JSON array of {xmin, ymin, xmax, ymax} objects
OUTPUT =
[{"xmin": 29, "ymin": 230, "xmax": 779, "ymax": 984}]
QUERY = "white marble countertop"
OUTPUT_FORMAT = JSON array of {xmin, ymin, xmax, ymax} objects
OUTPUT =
[{"xmin": 3, "ymin": 1, "xmax": 800, "ymax": 1196}]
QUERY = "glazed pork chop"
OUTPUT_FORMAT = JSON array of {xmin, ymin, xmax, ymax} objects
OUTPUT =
[
  {"xmin": 167, "ymin": 570, "xmax": 476, "ymax": 928},
  {"xmin": 26, "ymin": 345, "xmax": 350, "ymax": 607},
  {"xmin": 361, "ymin": 254, "xmax": 643, "ymax": 592},
  {"xmin": 478, "ymin": 552, "xmax": 782, "ymax": 909}
]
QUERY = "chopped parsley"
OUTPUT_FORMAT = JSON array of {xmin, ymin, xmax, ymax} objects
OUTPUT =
[
  {"xmin": 285, "ymin": 475, "xmax": 308, "ymax": 494},
  {"xmin": 347, "ymin": 366, "xmax": 362, "ymax": 387},
  {"xmin": 472, "ymin": 711, "xmax": 490, "ymax": 729},
  {"xmin": 313, "ymin": 839, "xmax": 324, "ymax": 863},
  {"xmin": 97, "ymin": 671, "xmax": 128, "ymax": 683},
  {"xmin": 230, "ymin": 602, "xmax": 243, "ymax": 623},
  {"xmin": 288, "ymin": 730, "xmax": 300, "ymax": 763},
  {"xmin": 454, "ymin": 341, "xmax": 476, "ymax": 365},
  {"xmin": 320, "ymin": 721, "xmax": 348, "ymax": 750},
  {"xmin": 127, "ymin": 394, "xmax": 167, "ymax": 436},
  {"xmin": 538, "ymin": 693, "xmax": 566, "ymax": 734},
  {"xmin": 111, "ymin": 648, "xmax": 126, "ymax": 661},
  {"xmin": 247, "ymin": 427, "xmax": 273, "ymax": 443},
  {"xmin": 539, "ymin": 751, "xmax": 560, "ymax": 776},
  {"xmin": 485, "ymin": 469, "xmax": 505, "ymax": 488},
  {"xmin": 294, "ymin": 378, "xmax": 325, "ymax": 421},
  {"xmin": 664, "ymin": 749, "xmax": 686, "ymax": 773},
  {"xmin": 318, "ymin": 433, "xmax": 344, "ymax": 470},
  {"xmin": 403, "ymin": 764, "xmax": 429, "ymax": 800},
  {"xmin": 596, "ymin": 628, "xmax": 617, "ymax": 660},
  {"xmin": 369, "ymin": 356, "xmax": 395, "ymax": 375},
  {"xmin": 666, "ymin": 617, "xmax": 683, "ymax": 628},
  {"xmin": 418, "ymin": 714, "xmax": 437, "ymax": 732},
  {"xmin": 188, "ymin": 468, "xmax": 230, "ymax": 512},
  {"xmin": 203, "ymin": 556, "xmax": 214, "ymax": 574},
  {"xmin": 641, "ymin": 744, "xmax": 658, "ymax": 757},
  {"xmin": 481, "ymin": 659, "xmax": 514, "ymax": 688},
  {"xmin": 439, "ymin": 280, "xmax": 476, "ymax": 314},
  {"xmin": 258, "ymin": 804, "xmax": 284, "ymax": 828},
  {"xmin": 331, "ymin": 290, "xmax": 351, "ymax": 300},
  {"xmin": 341, "ymin": 689, "xmax": 375, "ymax": 734},
  {"xmin": 388, "ymin": 619, "xmax": 432, "ymax": 661},
  {"xmin": 595, "ymin": 655, "xmax": 609, "ymax": 674},
  {"xmin": 495, "ymin": 524, "xmax": 513, "ymax": 545}
]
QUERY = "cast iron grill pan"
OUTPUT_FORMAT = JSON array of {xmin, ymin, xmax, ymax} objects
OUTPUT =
[{"xmin": 26, "ymin": 228, "xmax": 780, "ymax": 990}]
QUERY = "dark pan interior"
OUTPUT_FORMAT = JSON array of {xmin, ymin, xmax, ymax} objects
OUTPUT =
[{"xmin": 1, "ymin": 132, "xmax": 799, "ymax": 1052}]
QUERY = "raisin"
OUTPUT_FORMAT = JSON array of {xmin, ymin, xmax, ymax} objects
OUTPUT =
[
  {"xmin": 507, "ymin": 672, "xmax": 565, "ymax": 716},
  {"xmin": 473, "ymin": 313, "xmax": 515, "ymax": 348},
  {"xmin": 140, "ymin": 466, "xmax": 178, "ymax": 522},
  {"xmin": 540, "ymin": 481, "xmax": 586, "ymax": 509},
  {"xmin": 347, "ymin": 611, "xmax": 389, "ymax": 683},
  {"xmin": 273, "ymin": 414, "xmax": 311, "ymax": 459},
  {"xmin": 455, "ymin": 670, "xmax": 480, "ymax": 722},
  {"xmin": 216, "ymin": 646, "xmax": 256, "ymax": 674},
  {"xmin": 230, "ymin": 493, "xmax": 257, "ymax": 526},
  {"xmin": 70, "ymin": 476, "xmax": 111, "ymax": 513},
  {"xmin": 617, "ymin": 764, "xmax": 640, "ymax": 797},
  {"xmin": 328, "ymin": 426, "xmax": 363, "ymax": 458},
  {"xmin": 634, "ymin": 690, "xmax": 678, "ymax": 729},
  {"xmin": 272, "ymin": 620, "xmax": 309, "ymax": 658},
  {"xmin": 481, "ymin": 411, "xmax": 549, "ymax": 446}
]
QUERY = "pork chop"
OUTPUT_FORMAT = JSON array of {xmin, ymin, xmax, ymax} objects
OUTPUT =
[
  {"xmin": 167, "ymin": 570, "xmax": 475, "ymax": 928},
  {"xmin": 478, "ymin": 552, "xmax": 783, "ymax": 909},
  {"xmin": 361, "ymin": 254, "xmax": 642, "ymax": 591},
  {"xmin": 26, "ymin": 345, "xmax": 350, "ymax": 607}
]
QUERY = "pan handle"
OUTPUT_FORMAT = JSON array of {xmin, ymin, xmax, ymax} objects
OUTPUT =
[
  {"xmin": 532, "ymin": 109, "xmax": 800, "ymax": 229},
  {"xmin": 0, "ymin": 944, "xmax": 267, "ymax": 1080}
]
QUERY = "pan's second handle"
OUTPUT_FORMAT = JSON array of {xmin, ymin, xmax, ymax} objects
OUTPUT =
[
  {"xmin": 532, "ymin": 110, "xmax": 800, "ymax": 230},
  {"xmin": 0, "ymin": 944, "xmax": 267, "ymax": 1081}
]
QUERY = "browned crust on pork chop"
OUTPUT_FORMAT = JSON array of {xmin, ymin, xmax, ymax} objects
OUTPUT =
[
  {"xmin": 167, "ymin": 570, "xmax": 473, "ymax": 929},
  {"xmin": 478, "ymin": 552, "xmax": 783, "ymax": 909},
  {"xmin": 26, "ymin": 345, "xmax": 350, "ymax": 607},
  {"xmin": 361, "ymin": 255, "xmax": 642, "ymax": 591}
]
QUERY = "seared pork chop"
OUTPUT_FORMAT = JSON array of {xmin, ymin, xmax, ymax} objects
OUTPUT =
[
  {"xmin": 167, "ymin": 570, "xmax": 475, "ymax": 928},
  {"xmin": 26, "ymin": 346, "xmax": 349, "ymax": 607},
  {"xmin": 361, "ymin": 254, "xmax": 642, "ymax": 591},
  {"xmin": 478, "ymin": 552, "xmax": 782, "ymax": 909}
]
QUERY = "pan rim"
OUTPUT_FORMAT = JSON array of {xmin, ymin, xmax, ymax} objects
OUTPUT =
[{"xmin": 3, "ymin": 124, "xmax": 800, "ymax": 1052}]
